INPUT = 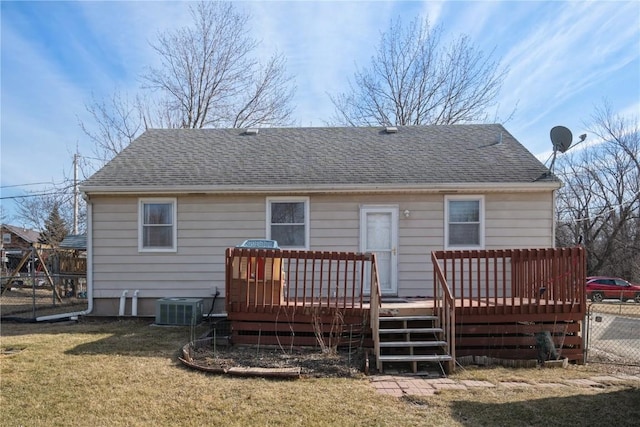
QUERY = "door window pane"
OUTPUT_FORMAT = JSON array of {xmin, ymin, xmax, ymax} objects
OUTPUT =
[{"xmin": 366, "ymin": 213, "xmax": 391, "ymax": 250}]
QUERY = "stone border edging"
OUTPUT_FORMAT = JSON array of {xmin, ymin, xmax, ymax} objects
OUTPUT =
[{"xmin": 178, "ymin": 338, "xmax": 302, "ymax": 379}]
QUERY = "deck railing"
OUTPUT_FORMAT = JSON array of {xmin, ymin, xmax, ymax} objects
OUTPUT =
[
  {"xmin": 431, "ymin": 247, "xmax": 586, "ymax": 316},
  {"xmin": 225, "ymin": 248, "xmax": 380, "ymax": 313}
]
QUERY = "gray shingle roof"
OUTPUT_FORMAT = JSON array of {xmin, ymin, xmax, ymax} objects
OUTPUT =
[
  {"xmin": 1, "ymin": 224, "xmax": 40, "ymax": 243},
  {"xmin": 81, "ymin": 125, "xmax": 557, "ymax": 191},
  {"xmin": 59, "ymin": 234, "xmax": 87, "ymax": 250}
]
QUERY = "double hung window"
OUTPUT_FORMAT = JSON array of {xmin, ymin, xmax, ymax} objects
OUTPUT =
[
  {"xmin": 445, "ymin": 196, "xmax": 484, "ymax": 249},
  {"xmin": 139, "ymin": 198, "xmax": 177, "ymax": 252},
  {"xmin": 267, "ymin": 197, "xmax": 309, "ymax": 249}
]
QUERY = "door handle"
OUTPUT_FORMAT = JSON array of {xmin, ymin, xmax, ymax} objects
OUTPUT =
[{"xmin": 391, "ymin": 247, "xmax": 397, "ymax": 256}]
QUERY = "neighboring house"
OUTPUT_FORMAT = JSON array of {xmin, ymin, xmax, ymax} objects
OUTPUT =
[
  {"xmin": 1, "ymin": 224, "xmax": 40, "ymax": 274},
  {"xmin": 80, "ymin": 125, "xmax": 560, "ymax": 317}
]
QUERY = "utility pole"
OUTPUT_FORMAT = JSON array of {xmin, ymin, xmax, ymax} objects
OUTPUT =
[{"xmin": 73, "ymin": 153, "xmax": 79, "ymax": 235}]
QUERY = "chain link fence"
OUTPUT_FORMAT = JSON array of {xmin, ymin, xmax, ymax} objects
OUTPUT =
[
  {"xmin": 1, "ymin": 278, "xmax": 89, "ymax": 320},
  {"xmin": 1, "ymin": 247, "xmax": 88, "ymax": 321},
  {"xmin": 585, "ymin": 301, "xmax": 640, "ymax": 366}
]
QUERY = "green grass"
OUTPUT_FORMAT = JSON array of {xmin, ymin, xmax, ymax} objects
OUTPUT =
[{"xmin": 1, "ymin": 319, "xmax": 639, "ymax": 426}]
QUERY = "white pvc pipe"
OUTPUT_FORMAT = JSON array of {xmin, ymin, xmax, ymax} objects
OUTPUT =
[
  {"xmin": 119, "ymin": 290, "xmax": 129, "ymax": 316},
  {"xmin": 131, "ymin": 290, "xmax": 140, "ymax": 317}
]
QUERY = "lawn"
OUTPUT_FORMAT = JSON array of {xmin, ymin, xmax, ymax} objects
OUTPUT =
[{"xmin": 1, "ymin": 319, "xmax": 639, "ymax": 426}]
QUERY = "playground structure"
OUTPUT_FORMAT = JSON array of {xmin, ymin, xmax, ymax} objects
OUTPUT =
[{"xmin": 1, "ymin": 245, "xmax": 87, "ymax": 318}]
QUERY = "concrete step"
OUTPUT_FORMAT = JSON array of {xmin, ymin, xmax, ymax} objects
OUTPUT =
[{"xmin": 379, "ymin": 340, "xmax": 447, "ymax": 348}]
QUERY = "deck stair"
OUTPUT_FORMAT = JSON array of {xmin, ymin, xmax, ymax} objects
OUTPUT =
[{"xmin": 377, "ymin": 314, "xmax": 452, "ymax": 374}]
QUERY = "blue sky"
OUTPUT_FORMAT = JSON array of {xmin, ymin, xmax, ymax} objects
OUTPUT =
[{"xmin": 1, "ymin": 1, "xmax": 639, "ymax": 223}]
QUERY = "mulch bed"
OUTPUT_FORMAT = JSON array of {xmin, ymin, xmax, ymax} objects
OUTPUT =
[{"xmin": 179, "ymin": 337, "xmax": 368, "ymax": 379}]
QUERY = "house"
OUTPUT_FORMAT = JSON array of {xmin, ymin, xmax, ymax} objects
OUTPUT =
[
  {"xmin": 1, "ymin": 224, "xmax": 40, "ymax": 251},
  {"xmin": 1, "ymin": 224, "xmax": 41, "ymax": 275},
  {"xmin": 80, "ymin": 125, "xmax": 560, "ymax": 318}
]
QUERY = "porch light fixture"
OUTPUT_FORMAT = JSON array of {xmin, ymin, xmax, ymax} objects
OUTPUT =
[{"xmin": 403, "ymin": 209, "xmax": 410, "ymax": 218}]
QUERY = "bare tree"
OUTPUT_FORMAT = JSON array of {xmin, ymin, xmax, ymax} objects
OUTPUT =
[
  {"xmin": 79, "ymin": 1, "xmax": 296, "ymax": 169},
  {"xmin": 12, "ymin": 177, "xmax": 87, "ymax": 237},
  {"xmin": 14, "ymin": 184, "xmax": 76, "ymax": 233},
  {"xmin": 555, "ymin": 102, "xmax": 640, "ymax": 280},
  {"xmin": 330, "ymin": 17, "xmax": 508, "ymax": 126},
  {"xmin": 80, "ymin": 91, "xmax": 145, "ymax": 163},
  {"xmin": 73, "ymin": 2, "xmax": 295, "ymax": 238},
  {"xmin": 142, "ymin": 1, "xmax": 295, "ymax": 129}
]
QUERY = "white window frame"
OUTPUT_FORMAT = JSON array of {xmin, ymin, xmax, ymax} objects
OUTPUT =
[
  {"xmin": 444, "ymin": 195, "xmax": 485, "ymax": 250},
  {"xmin": 138, "ymin": 198, "xmax": 177, "ymax": 252},
  {"xmin": 266, "ymin": 197, "xmax": 310, "ymax": 250},
  {"xmin": 2, "ymin": 233, "xmax": 11, "ymax": 245}
]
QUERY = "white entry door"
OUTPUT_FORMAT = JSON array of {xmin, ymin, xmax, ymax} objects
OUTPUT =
[{"xmin": 360, "ymin": 206, "xmax": 398, "ymax": 296}]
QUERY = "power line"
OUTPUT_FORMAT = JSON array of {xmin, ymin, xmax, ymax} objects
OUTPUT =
[
  {"xmin": 1, "ymin": 180, "xmax": 70, "ymax": 189},
  {"xmin": 0, "ymin": 192, "xmax": 65, "ymax": 200},
  {"xmin": 1, "ymin": 153, "xmax": 102, "ymax": 191},
  {"xmin": 0, "ymin": 182, "xmax": 56, "ymax": 188},
  {"xmin": 558, "ymin": 190, "xmax": 640, "ymax": 224},
  {"xmin": 78, "ymin": 155, "xmax": 105, "ymax": 162},
  {"xmin": 0, "ymin": 183, "xmax": 76, "ymax": 201}
]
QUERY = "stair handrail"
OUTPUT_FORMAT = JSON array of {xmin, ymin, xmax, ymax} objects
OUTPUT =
[
  {"xmin": 431, "ymin": 251, "xmax": 456, "ymax": 372},
  {"xmin": 369, "ymin": 253, "xmax": 383, "ymax": 372}
]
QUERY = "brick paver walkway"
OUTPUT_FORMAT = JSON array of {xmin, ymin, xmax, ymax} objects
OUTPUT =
[{"xmin": 370, "ymin": 374, "xmax": 640, "ymax": 397}]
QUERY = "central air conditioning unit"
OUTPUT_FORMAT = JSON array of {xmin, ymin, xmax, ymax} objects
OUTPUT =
[{"xmin": 155, "ymin": 298, "xmax": 203, "ymax": 326}]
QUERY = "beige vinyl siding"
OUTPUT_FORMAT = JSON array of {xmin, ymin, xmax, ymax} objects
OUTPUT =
[
  {"xmin": 395, "ymin": 197, "xmax": 445, "ymax": 297},
  {"xmin": 89, "ymin": 190, "xmax": 554, "ymax": 306},
  {"xmin": 484, "ymin": 192, "xmax": 554, "ymax": 249},
  {"xmin": 91, "ymin": 195, "xmax": 266, "ymax": 299},
  {"xmin": 308, "ymin": 195, "xmax": 360, "ymax": 251}
]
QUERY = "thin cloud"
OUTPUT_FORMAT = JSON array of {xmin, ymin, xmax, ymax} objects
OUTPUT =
[
  {"xmin": 1, "ymin": 1, "xmax": 638, "ymax": 218},
  {"xmin": 492, "ymin": 1, "xmax": 639, "ymax": 155}
]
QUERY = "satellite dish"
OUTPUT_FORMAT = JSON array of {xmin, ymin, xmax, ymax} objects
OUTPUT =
[{"xmin": 550, "ymin": 126, "xmax": 573, "ymax": 153}]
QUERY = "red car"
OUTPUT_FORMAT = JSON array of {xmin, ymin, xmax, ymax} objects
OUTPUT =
[{"xmin": 586, "ymin": 276, "xmax": 640, "ymax": 303}]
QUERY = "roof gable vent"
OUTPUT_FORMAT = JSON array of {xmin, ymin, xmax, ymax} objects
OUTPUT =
[
  {"xmin": 384, "ymin": 126, "xmax": 398, "ymax": 134},
  {"xmin": 244, "ymin": 128, "xmax": 259, "ymax": 135}
]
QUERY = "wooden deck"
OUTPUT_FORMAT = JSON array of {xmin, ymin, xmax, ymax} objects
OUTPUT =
[
  {"xmin": 431, "ymin": 247, "xmax": 586, "ymax": 364},
  {"xmin": 225, "ymin": 248, "xmax": 377, "ymax": 347},
  {"xmin": 376, "ymin": 297, "xmax": 584, "ymax": 363},
  {"xmin": 225, "ymin": 246, "xmax": 587, "ymax": 366}
]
